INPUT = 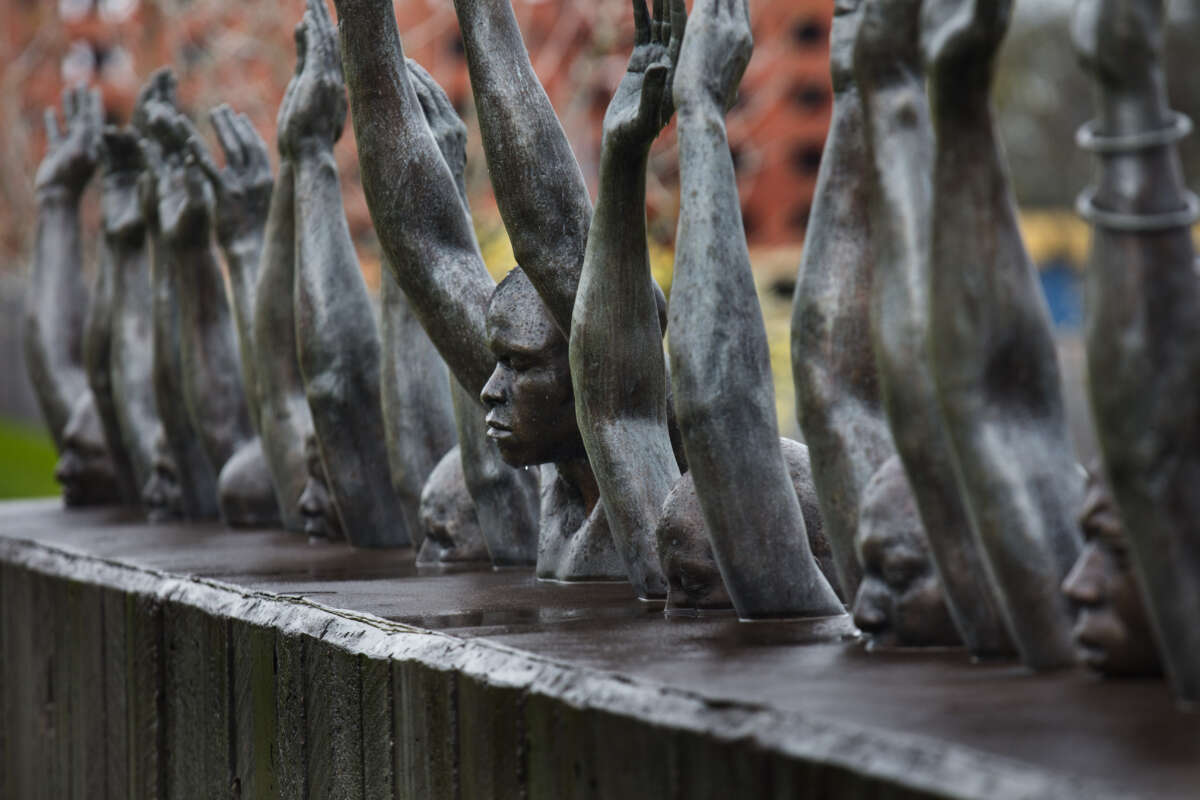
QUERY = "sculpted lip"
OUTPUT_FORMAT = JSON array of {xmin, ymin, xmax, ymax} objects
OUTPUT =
[{"xmin": 485, "ymin": 413, "xmax": 512, "ymax": 438}]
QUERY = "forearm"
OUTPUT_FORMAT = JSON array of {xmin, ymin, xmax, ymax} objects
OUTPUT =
[
  {"xmin": 451, "ymin": 0, "xmax": 591, "ymax": 333},
  {"xmin": 220, "ymin": 230, "xmax": 265, "ymax": 426},
  {"xmin": 254, "ymin": 162, "xmax": 304, "ymax": 416},
  {"xmin": 572, "ymin": 145, "xmax": 667, "ymax": 423},
  {"xmin": 26, "ymin": 190, "xmax": 91, "ymax": 432},
  {"xmin": 337, "ymin": 2, "xmax": 495, "ymax": 395},
  {"xmin": 173, "ymin": 240, "xmax": 254, "ymax": 467},
  {"xmin": 293, "ymin": 146, "xmax": 380, "ymax": 381},
  {"xmin": 670, "ymin": 102, "xmax": 839, "ymax": 617}
]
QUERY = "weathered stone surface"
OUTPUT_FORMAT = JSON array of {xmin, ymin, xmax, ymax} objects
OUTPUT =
[{"xmin": 0, "ymin": 500, "xmax": 1193, "ymax": 798}]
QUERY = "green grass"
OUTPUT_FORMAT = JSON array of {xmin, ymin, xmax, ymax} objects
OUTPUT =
[{"xmin": 0, "ymin": 418, "xmax": 60, "ymax": 499}]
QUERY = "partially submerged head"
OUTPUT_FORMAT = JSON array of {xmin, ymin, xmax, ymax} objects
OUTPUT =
[
  {"xmin": 141, "ymin": 429, "xmax": 182, "ymax": 522},
  {"xmin": 298, "ymin": 431, "xmax": 344, "ymax": 540},
  {"xmin": 656, "ymin": 438, "xmax": 841, "ymax": 613},
  {"xmin": 1062, "ymin": 467, "xmax": 1162, "ymax": 677},
  {"xmin": 481, "ymin": 267, "xmax": 586, "ymax": 467},
  {"xmin": 416, "ymin": 445, "xmax": 490, "ymax": 565},
  {"xmin": 55, "ymin": 391, "xmax": 122, "ymax": 507},
  {"xmin": 852, "ymin": 456, "xmax": 960, "ymax": 649}
]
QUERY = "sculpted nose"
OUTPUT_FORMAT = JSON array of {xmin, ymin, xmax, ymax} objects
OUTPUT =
[
  {"xmin": 1062, "ymin": 547, "xmax": 1105, "ymax": 607},
  {"xmin": 54, "ymin": 452, "xmax": 79, "ymax": 484},
  {"xmin": 480, "ymin": 365, "xmax": 505, "ymax": 409}
]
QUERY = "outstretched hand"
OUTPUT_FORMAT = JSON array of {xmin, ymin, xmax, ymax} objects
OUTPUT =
[
  {"xmin": 98, "ymin": 126, "xmax": 146, "ymax": 240},
  {"xmin": 829, "ymin": 0, "xmax": 865, "ymax": 94},
  {"xmin": 603, "ymin": 0, "xmax": 686, "ymax": 153},
  {"xmin": 672, "ymin": 0, "xmax": 750, "ymax": 116},
  {"xmin": 131, "ymin": 68, "xmax": 179, "ymax": 229},
  {"xmin": 277, "ymin": 0, "xmax": 347, "ymax": 159},
  {"xmin": 193, "ymin": 105, "xmax": 273, "ymax": 247},
  {"xmin": 35, "ymin": 85, "xmax": 102, "ymax": 195},
  {"xmin": 141, "ymin": 102, "xmax": 216, "ymax": 245},
  {"xmin": 1070, "ymin": 0, "xmax": 1164, "ymax": 89}
]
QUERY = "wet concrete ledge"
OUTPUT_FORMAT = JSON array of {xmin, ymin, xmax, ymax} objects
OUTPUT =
[{"xmin": 0, "ymin": 499, "xmax": 1195, "ymax": 799}]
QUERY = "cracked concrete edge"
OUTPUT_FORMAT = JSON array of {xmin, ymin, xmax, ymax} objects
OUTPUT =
[{"xmin": 0, "ymin": 535, "xmax": 1135, "ymax": 800}]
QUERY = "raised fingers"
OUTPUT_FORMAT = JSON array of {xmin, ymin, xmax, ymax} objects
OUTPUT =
[
  {"xmin": 233, "ymin": 113, "xmax": 270, "ymax": 173},
  {"xmin": 668, "ymin": 0, "xmax": 687, "ymax": 58},
  {"xmin": 633, "ymin": 0, "xmax": 652, "ymax": 45},
  {"xmin": 652, "ymin": 0, "xmax": 666, "ymax": 43},
  {"xmin": 211, "ymin": 105, "xmax": 246, "ymax": 169}
]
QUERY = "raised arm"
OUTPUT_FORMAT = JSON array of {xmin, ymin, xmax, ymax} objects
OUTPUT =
[
  {"xmin": 334, "ymin": 0, "xmax": 495, "ymax": 396},
  {"xmin": 144, "ymin": 103, "xmax": 256, "ymax": 477},
  {"xmin": 25, "ymin": 87, "xmax": 100, "ymax": 449},
  {"xmin": 668, "ymin": 0, "xmax": 842, "ymax": 618},
  {"xmin": 851, "ymin": 0, "xmax": 1014, "ymax": 657},
  {"xmin": 569, "ymin": 0, "xmax": 684, "ymax": 598},
  {"xmin": 192, "ymin": 104, "xmax": 274, "ymax": 429},
  {"xmin": 284, "ymin": 0, "xmax": 409, "ymax": 547},
  {"xmin": 99, "ymin": 126, "xmax": 166, "ymax": 505},
  {"xmin": 251, "ymin": 157, "xmax": 312, "ymax": 533},
  {"xmin": 1074, "ymin": 0, "xmax": 1200, "ymax": 701},
  {"xmin": 921, "ymin": 0, "xmax": 1081, "ymax": 669},
  {"xmin": 450, "ymin": 0, "xmax": 592, "ymax": 334},
  {"xmin": 791, "ymin": 0, "xmax": 888, "ymax": 601}
]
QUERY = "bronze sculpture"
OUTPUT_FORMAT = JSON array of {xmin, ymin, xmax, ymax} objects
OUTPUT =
[
  {"xmin": 417, "ymin": 445, "xmax": 492, "ymax": 566},
  {"xmin": 26, "ymin": 87, "xmax": 124, "ymax": 508},
  {"xmin": 852, "ymin": 456, "xmax": 961, "ymax": 649},
  {"xmin": 279, "ymin": 4, "xmax": 415, "ymax": 547},
  {"xmin": 134, "ymin": 71, "xmax": 222, "ymax": 521},
  {"xmin": 1075, "ymin": 0, "xmax": 1200, "ymax": 701},
  {"xmin": 665, "ymin": 0, "xmax": 843, "ymax": 618},
  {"xmin": 852, "ymin": 0, "xmax": 1015, "ymax": 658},
  {"xmin": 1062, "ymin": 467, "xmax": 1162, "ymax": 677},
  {"xmin": 97, "ymin": 125, "xmax": 181, "ymax": 518}
]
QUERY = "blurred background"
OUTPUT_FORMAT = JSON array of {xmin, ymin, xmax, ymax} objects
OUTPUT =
[{"xmin": 1, "ymin": 0, "xmax": 1199, "ymax": 498}]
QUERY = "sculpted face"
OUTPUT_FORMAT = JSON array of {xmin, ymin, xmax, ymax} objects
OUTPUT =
[
  {"xmin": 416, "ymin": 446, "xmax": 490, "ymax": 565},
  {"xmin": 142, "ymin": 431, "xmax": 183, "ymax": 522},
  {"xmin": 55, "ymin": 392, "xmax": 122, "ymax": 507},
  {"xmin": 1062, "ymin": 471, "xmax": 1162, "ymax": 677},
  {"xmin": 481, "ymin": 268, "xmax": 585, "ymax": 467},
  {"xmin": 298, "ymin": 433, "xmax": 344, "ymax": 540},
  {"xmin": 852, "ymin": 457, "xmax": 960, "ymax": 648}
]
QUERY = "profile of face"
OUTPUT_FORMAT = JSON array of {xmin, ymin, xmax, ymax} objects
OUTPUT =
[
  {"xmin": 55, "ymin": 392, "xmax": 122, "ymax": 507},
  {"xmin": 481, "ymin": 268, "xmax": 586, "ymax": 467},
  {"xmin": 852, "ymin": 457, "xmax": 960, "ymax": 649},
  {"xmin": 416, "ymin": 446, "xmax": 490, "ymax": 565},
  {"xmin": 1062, "ymin": 469, "xmax": 1162, "ymax": 677},
  {"xmin": 656, "ymin": 438, "xmax": 841, "ymax": 612},
  {"xmin": 142, "ymin": 430, "xmax": 183, "ymax": 522},
  {"xmin": 298, "ymin": 432, "xmax": 344, "ymax": 540}
]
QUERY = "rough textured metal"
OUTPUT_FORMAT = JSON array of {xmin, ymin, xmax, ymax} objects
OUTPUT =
[
  {"xmin": 922, "ymin": 0, "xmax": 1082, "ymax": 669},
  {"xmin": 852, "ymin": 0, "xmax": 1016, "ymax": 658},
  {"xmin": 98, "ymin": 127, "xmax": 180, "ymax": 518},
  {"xmin": 25, "ymin": 87, "xmax": 123, "ymax": 508},
  {"xmin": 283, "ymin": 1, "xmax": 412, "ymax": 547},
  {"xmin": 791, "ymin": 0, "xmax": 892, "ymax": 603},
  {"xmin": 668, "ymin": 0, "xmax": 842, "ymax": 619},
  {"xmin": 1074, "ymin": 0, "xmax": 1200, "ymax": 704},
  {"xmin": 334, "ymin": 0, "xmax": 605, "ymax": 574}
]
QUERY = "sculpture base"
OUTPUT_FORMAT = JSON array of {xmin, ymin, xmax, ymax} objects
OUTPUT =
[{"xmin": 1, "ymin": 499, "xmax": 1195, "ymax": 799}]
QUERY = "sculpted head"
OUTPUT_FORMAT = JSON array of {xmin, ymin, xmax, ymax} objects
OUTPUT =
[
  {"xmin": 852, "ymin": 456, "xmax": 960, "ymax": 649},
  {"xmin": 1062, "ymin": 468, "xmax": 1162, "ymax": 677},
  {"xmin": 416, "ymin": 446, "xmax": 490, "ymax": 565},
  {"xmin": 298, "ymin": 432, "xmax": 344, "ymax": 540},
  {"xmin": 481, "ymin": 267, "xmax": 586, "ymax": 467},
  {"xmin": 656, "ymin": 439, "xmax": 841, "ymax": 612},
  {"xmin": 142, "ymin": 430, "xmax": 183, "ymax": 522},
  {"xmin": 55, "ymin": 392, "xmax": 122, "ymax": 507}
]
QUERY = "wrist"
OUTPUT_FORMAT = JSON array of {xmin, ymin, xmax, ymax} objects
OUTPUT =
[
  {"xmin": 292, "ymin": 137, "xmax": 336, "ymax": 164},
  {"xmin": 222, "ymin": 229, "xmax": 265, "ymax": 264}
]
